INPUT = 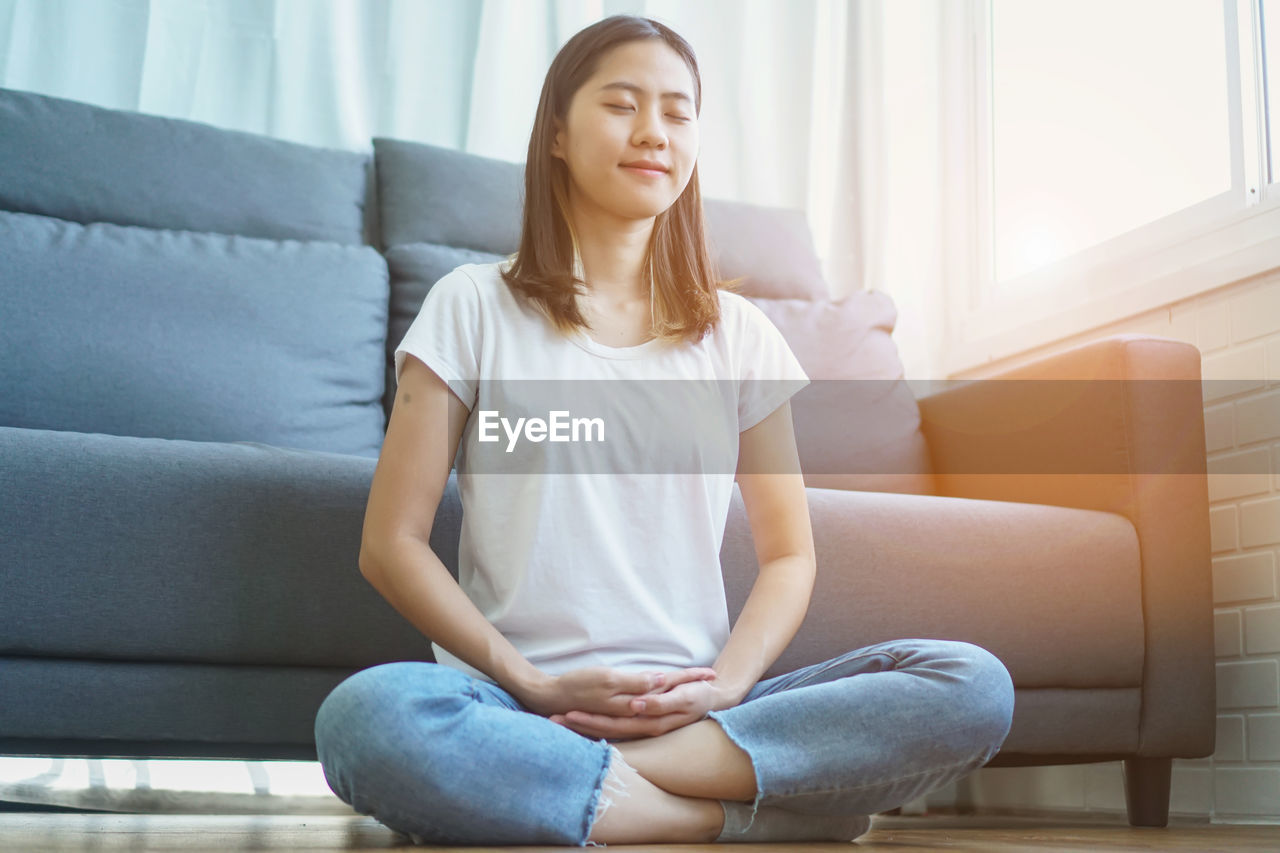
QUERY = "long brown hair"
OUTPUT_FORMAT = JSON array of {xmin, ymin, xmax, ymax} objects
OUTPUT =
[{"xmin": 499, "ymin": 14, "xmax": 742, "ymax": 347}]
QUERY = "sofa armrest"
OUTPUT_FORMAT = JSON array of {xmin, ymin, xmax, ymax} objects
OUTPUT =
[
  {"xmin": 915, "ymin": 334, "xmax": 1214, "ymax": 757},
  {"xmin": 917, "ymin": 334, "xmax": 1207, "ymax": 509}
]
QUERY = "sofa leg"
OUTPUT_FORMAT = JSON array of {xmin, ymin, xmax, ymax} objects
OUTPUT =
[{"xmin": 1123, "ymin": 756, "xmax": 1172, "ymax": 827}]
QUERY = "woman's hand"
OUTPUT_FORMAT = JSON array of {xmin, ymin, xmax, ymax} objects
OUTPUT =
[
  {"xmin": 517, "ymin": 665, "xmax": 719, "ymax": 722},
  {"xmin": 548, "ymin": 671, "xmax": 733, "ymax": 741}
]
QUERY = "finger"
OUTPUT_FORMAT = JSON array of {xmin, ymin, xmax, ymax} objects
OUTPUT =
[
  {"xmin": 630, "ymin": 687, "xmax": 674, "ymax": 715},
  {"xmin": 565, "ymin": 709, "xmax": 661, "ymax": 739},
  {"xmin": 565, "ymin": 712, "xmax": 650, "ymax": 737},
  {"xmin": 673, "ymin": 667, "xmax": 718, "ymax": 684},
  {"xmin": 571, "ymin": 708, "xmax": 696, "ymax": 739},
  {"xmin": 555, "ymin": 716, "xmax": 599, "ymax": 737},
  {"xmin": 644, "ymin": 667, "xmax": 717, "ymax": 695},
  {"xmin": 635, "ymin": 670, "xmax": 666, "ymax": 694},
  {"xmin": 609, "ymin": 671, "xmax": 662, "ymax": 704},
  {"xmin": 634, "ymin": 677, "xmax": 719, "ymax": 715},
  {"xmin": 612, "ymin": 670, "xmax": 670, "ymax": 706}
]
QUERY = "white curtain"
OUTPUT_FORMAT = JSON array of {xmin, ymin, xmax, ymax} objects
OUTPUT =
[{"xmin": 0, "ymin": 0, "xmax": 949, "ymax": 378}]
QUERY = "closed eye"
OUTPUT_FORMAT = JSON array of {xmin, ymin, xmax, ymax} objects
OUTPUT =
[{"xmin": 608, "ymin": 104, "xmax": 691, "ymax": 122}]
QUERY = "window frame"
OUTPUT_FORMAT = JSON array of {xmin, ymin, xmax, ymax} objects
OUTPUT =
[{"xmin": 942, "ymin": 0, "xmax": 1280, "ymax": 374}]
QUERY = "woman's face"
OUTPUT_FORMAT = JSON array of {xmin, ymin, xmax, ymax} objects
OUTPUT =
[{"xmin": 550, "ymin": 39, "xmax": 700, "ymax": 225}]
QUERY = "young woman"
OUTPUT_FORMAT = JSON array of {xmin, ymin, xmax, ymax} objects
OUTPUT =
[{"xmin": 314, "ymin": 14, "xmax": 1015, "ymax": 848}]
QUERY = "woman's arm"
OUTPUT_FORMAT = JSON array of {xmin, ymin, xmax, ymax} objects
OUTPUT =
[
  {"xmin": 360, "ymin": 354, "xmax": 548, "ymax": 700},
  {"xmin": 711, "ymin": 399, "xmax": 817, "ymax": 707}
]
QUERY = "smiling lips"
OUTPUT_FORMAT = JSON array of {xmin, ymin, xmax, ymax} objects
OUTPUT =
[
  {"xmin": 621, "ymin": 163, "xmax": 668, "ymax": 178},
  {"xmin": 621, "ymin": 159, "xmax": 669, "ymax": 177}
]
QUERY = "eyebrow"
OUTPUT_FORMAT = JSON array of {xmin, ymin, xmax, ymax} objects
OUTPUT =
[{"xmin": 596, "ymin": 81, "xmax": 693, "ymax": 105}]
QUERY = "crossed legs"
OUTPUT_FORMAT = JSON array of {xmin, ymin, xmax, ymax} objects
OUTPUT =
[{"xmin": 316, "ymin": 641, "xmax": 1013, "ymax": 846}]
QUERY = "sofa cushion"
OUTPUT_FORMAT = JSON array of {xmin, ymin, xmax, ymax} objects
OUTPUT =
[
  {"xmin": 381, "ymin": 241, "xmax": 506, "ymax": 417},
  {"xmin": 0, "ymin": 426, "xmax": 437, "ymax": 670},
  {"xmin": 0, "ymin": 210, "xmax": 389, "ymax": 457},
  {"xmin": 0, "ymin": 86, "xmax": 372, "ymax": 245},
  {"xmin": 703, "ymin": 198, "xmax": 830, "ymax": 301},
  {"xmin": 0, "ymin": 423, "xmax": 1151, "ymax": 758},
  {"xmin": 748, "ymin": 292, "xmax": 936, "ymax": 494},
  {"xmin": 747, "ymin": 291, "xmax": 903, "ymax": 380},
  {"xmin": 721, "ymin": 485, "xmax": 1146, "ymax": 689},
  {"xmin": 1, "ymin": 422, "xmax": 1139, "ymax": 694},
  {"xmin": 373, "ymin": 137, "xmax": 524, "ymax": 252}
]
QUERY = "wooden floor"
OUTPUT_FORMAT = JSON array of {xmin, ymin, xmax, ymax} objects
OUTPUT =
[{"xmin": 2, "ymin": 810, "xmax": 1278, "ymax": 851}]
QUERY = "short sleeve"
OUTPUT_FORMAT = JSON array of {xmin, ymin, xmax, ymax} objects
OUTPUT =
[
  {"xmin": 393, "ymin": 267, "xmax": 482, "ymax": 410},
  {"xmin": 736, "ymin": 298, "xmax": 811, "ymax": 432}
]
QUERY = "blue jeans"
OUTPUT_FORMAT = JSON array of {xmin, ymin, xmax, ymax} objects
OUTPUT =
[{"xmin": 313, "ymin": 638, "xmax": 1015, "ymax": 847}]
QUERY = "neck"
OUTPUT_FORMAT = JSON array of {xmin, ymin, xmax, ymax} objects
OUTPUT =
[{"xmin": 567, "ymin": 210, "xmax": 653, "ymax": 301}]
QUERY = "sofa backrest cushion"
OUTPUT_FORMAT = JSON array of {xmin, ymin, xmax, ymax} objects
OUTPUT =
[
  {"xmin": 381, "ymin": 242, "xmax": 505, "ymax": 414},
  {"xmin": 0, "ymin": 210, "xmax": 389, "ymax": 457},
  {"xmin": 373, "ymin": 137, "xmax": 523, "ymax": 252},
  {"xmin": 703, "ymin": 199, "xmax": 830, "ymax": 301},
  {"xmin": 0, "ymin": 86, "xmax": 373, "ymax": 245},
  {"xmin": 748, "ymin": 293, "xmax": 936, "ymax": 493}
]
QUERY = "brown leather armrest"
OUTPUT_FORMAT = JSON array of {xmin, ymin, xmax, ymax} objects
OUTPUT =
[{"xmin": 917, "ymin": 333, "xmax": 1206, "ymax": 513}]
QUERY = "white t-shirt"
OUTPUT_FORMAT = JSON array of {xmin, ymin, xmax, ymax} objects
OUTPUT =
[{"xmin": 393, "ymin": 259, "xmax": 809, "ymax": 685}]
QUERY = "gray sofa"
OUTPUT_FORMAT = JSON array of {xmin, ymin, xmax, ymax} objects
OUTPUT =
[{"xmin": 0, "ymin": 86, "xmax": 1214, "ymax": 827}]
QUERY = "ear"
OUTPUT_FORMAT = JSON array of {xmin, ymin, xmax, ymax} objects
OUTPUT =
[{"xmin": 549, "ymin": 118, "xmax": 566, "ymax": 161}]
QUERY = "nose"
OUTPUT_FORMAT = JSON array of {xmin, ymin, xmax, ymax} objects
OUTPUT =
[{"xmin": 631, "ymin": 105, "xmax": 669, "ymax": 149}]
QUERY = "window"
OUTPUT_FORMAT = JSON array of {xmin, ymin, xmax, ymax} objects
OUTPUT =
[
  {"xmin": 1265, "ymin": 0, "xmax": 1280, "ymax": 181},
  {"xmin": 943, "ymin": 0, "xmax": 1280, "ymax": 371},
  {"xmin": 990, "ymin": 0, "xmax": 1232, "ymax": 284}
]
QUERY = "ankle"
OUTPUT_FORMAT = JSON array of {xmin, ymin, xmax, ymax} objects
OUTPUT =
[{"xmin": 703, "ymin": 800, "xmax": 728, "ymax": 843}]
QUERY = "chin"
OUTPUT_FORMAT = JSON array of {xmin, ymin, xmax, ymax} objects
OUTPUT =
[
  {"xmin": 624, "ymin": 205, "xmax": 672, "ymax": 221},
  {"xmin": 600, "ymin": 195, "xmax": 669, "ymax": 221}
]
